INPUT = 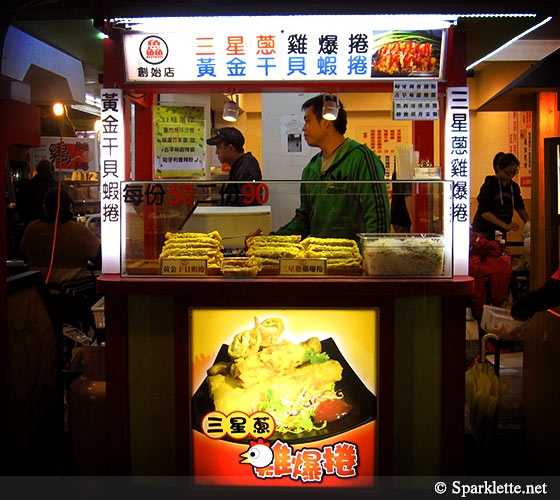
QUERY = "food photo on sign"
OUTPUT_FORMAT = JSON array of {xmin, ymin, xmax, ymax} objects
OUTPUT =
[
  {"xmin": 370, "ymin": 30, "xmax": 443, "ymax": 78},
  {"xmin": 190, "ymin": 309, "xmax": 378, "ymax": 487}
]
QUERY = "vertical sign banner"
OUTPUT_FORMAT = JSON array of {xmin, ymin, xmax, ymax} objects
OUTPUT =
[
  {"xmin": 445, "ymin": 87, "xmax": 470, "ymax": 276},
  {"xmin": 191, "ymin": 308, "xmax": 377, "ymax": 487},
  {"xmin": 153, "ymin": 105, "xmax": 206, "ymax": 179},
  {"xmin": 100, "ymin": 89, "xmax": 125, "ymax": 273}
]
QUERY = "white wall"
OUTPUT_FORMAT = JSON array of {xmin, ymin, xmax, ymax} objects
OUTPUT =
[{"xmin": 261, "ymin": 93, "xmax": 318, "ymax": 231}]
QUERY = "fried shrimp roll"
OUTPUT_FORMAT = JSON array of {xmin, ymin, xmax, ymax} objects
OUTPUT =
[
  {"xmin": 228, "ymin": 328, "xmax": 262, "ymax": 359},
  {"xmin": 254, "ymin": 317, "xmax": 285, "ymax": 346}
]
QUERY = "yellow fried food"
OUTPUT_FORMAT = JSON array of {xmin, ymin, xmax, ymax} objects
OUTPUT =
[
  {"xmin": 304, "ymin": 248, "xmax": 361, "ymax": 259},
  {"xmin": 246, "ymin": 246, "xmax": 303, "ymax": 258},
  {"xmin": 228, "ymin": 328, "xmax": 262, "ymax": 359},
  {"xmin": 163, "ymin": 239, "xmax": 223, "ymax": 250},
  {"xmin": 254, "ymin": 317, "xmax": 285, "ymax": 346},
  {"xmin": 159, "ymin": 247, "xmax": 223, "ymax": 260},
  {"xmin": 165, "ymin": 230, "xmax": 222, "ymax": 241},
  {"xmin": 324, "ymin": 258, "xmax": 363, "ymax": 267},
  {"xmin": 208, "ymin": 359, "xmax": 343, "ymax": 415},
  {"xmin": 247, "ymin": 235, "xmax": 301, "ymax": 245},
  {"xmin": 301, "ymin": 237, "xmax": 357, "ymax": 248},
  {"xmin": 230, "ymin": 337, "xmax": 322, "ymax": 388},
  {"xmin": 207, "ymin": 361, "xmax": 231, "ymax": 376}
]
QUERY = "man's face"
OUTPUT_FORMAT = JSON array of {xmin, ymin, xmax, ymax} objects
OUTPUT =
[
  {"xmin": 302, "ymin": 106, "xmax": 327, "ymax": 148},
  {"xmin": 215, "ymin": 141, "xmax": 234, "ymax": 164}
]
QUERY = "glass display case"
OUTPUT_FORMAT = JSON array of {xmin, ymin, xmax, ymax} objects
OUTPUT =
[{"xmin": 119, "ymin": 180, "xmax": 454, "ymax": 278}]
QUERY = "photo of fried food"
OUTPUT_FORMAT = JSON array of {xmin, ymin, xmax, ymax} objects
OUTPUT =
[
  {"xmin": 205, "ymin": 317, "xmax": 354, "ymax": 435},
  {"xmin": 193, "ymin": 332, "xmax": 377, "ymax": 443},
  {"xmin": 373, "ymin": 40, "xmax": 436, "ymax": 75}
]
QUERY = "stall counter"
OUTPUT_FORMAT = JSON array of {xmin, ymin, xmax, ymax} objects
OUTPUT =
[{"xmin": 98, "ymin": 274, "xmax": 473, "ymax": 479}]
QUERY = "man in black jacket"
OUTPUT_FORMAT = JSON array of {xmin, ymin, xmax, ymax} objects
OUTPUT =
[{"xmin": 207, "ymin": 127, "xmax": 262, "ymax": 205}]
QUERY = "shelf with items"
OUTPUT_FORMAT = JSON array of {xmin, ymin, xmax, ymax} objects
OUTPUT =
[{"xmin": 63, "ymin": 180, "xmax": 100, "ymax": 215}]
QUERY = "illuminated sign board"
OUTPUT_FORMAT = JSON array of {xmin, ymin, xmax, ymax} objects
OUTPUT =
[
  {"xmin": 100, "ymin": 88, "xmax": 125, "ymax": 274},
  {"xmin": 190, "ymin": 308, "xmax": 377, "ymax": 487},
  {"xmin": 120, "ymin": 15, "xmax": 453, "ymax": 83},
  {"xmin": 32, "ymin": 137, "xmax": 98, "ymax": 173},
  {"xmin": 445, "ymin": 87, "xmax": 470, "ymax": 276}
]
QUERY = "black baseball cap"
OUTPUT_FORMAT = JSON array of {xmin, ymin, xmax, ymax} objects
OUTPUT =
[{"xmin": 206, "ymin": 127, "xmax": 245, "ymax": 148}]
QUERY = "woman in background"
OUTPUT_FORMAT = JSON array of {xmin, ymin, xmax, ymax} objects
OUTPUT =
[
  {"xmin": 472, "ymin": 152, "xmax": 529, "ymax": 242},
  {"xmin": 21, "ymin": 187, "xmax": 100, "ymax": 285}
]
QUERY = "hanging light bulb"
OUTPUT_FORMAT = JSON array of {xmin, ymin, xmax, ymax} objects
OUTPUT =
[
  {"xmin": 53, "ymin": 102, "xmax": 65, "ymax": 116},
  {"xmin": 322, "ymin": 92, "xmax": 339, "ymax": 121},
  {"xmin": 222, "ymin": 94, "xmax": 239, "ymax": 122}
]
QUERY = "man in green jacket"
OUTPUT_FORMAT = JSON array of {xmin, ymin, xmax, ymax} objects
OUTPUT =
[{"xmin": 274, "ymin": 94, "xmax": 390, "ymax": 240}]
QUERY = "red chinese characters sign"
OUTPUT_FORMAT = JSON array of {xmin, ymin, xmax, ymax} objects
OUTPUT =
[{"xmin": 32, "ymin": 137, "xmax": 98, "ymax": 172}]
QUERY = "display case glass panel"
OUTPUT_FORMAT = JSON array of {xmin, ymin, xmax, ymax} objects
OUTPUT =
[{"xmin": 119, "ymin": 180, "xmax": 453, "ymax": 278}]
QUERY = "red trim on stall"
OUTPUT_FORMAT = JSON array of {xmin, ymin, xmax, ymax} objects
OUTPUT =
[
  {"xmin": 103, "ymin": 289, "xmax": 130, "ymax": 474},
  {"xmin": 441, "ymin": 295, "xmax": 466, "ymax": 475}
]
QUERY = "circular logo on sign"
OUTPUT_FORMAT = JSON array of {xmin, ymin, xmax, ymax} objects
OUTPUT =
[{"xmin": 139, "ymin": 36, "xmax": 168, "ymax": 65}]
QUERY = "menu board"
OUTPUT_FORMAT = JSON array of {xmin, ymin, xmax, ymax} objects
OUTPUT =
[
  {"xmin": 190, "ymin": 308, "xmax": 378, "ymax": 487},
  {"xmin": 153, "ymin": 105, "xmax": 206, "ymax": 179}
]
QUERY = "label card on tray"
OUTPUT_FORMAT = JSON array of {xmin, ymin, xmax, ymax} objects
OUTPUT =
[
  {"xmin": 160, "ymin": 258, "xmax": 208, "ymax": 276},
  {"xmin": 279, "ymin": 258, "xmax": 327, "ymax": 276}
]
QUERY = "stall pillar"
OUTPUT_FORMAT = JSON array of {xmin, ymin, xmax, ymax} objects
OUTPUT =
[
  {"xmin": 531, "ymin": 92, "xmax": 559, "ymax": 288},
  {"xmin": 1, "ymin": 99, "xmax": 41, "ymax": 470}
]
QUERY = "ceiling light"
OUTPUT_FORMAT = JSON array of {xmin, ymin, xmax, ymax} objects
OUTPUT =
[
  {"xmin": 322, "ymin": 93, "xmax": 340, "ymax": 121},
  {"xmin": 223, "ymin": 95, "xmax": 239, "ymax": 122}
]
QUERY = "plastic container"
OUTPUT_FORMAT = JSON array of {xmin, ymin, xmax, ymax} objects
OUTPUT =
[
  {"xmin": 91, "ymin": 296, "xmax": 105, "ymax": 329},
  {"xmin": 481, "ymin": 305, "xmax": 525, "ymax": 340},
  {"xmin": 358, "ymin": 233, "xmax": 445, "ymax": 277}
]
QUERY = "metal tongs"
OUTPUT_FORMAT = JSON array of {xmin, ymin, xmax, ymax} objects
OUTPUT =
[{"xmin": 237, "ymin": 228, "xmax": 262, "ymax": 256}]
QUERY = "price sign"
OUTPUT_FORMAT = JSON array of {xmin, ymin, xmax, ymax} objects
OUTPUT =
[
  {"xmin": 160, "ymin": 258, "xmax": 208, "ymax": 276},
  {"xmin": 279, "ymin": 258, "xmax": 327, "ymax": 276}
]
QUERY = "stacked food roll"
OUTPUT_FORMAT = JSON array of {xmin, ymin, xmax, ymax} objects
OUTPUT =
[
  {"xmin": 246, "ymin": 235, "xmax": 303, "ymax": 267},
  {"xmin": 300, "ymin": 237, "xmax": 362, "ymax": 269},
  {"xmin": 159, "ymin": 230, "xmax": 224, "ymax": 269}
]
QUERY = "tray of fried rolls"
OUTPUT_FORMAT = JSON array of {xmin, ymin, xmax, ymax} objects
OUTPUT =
[{"xmin": 159, "ymin": 230, "xmax": 224, "ymax": 274}]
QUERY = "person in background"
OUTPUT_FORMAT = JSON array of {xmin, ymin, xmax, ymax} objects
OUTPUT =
[
  {"xmin": 20, "ymin": 187, "xmax": 100, "ymax": 285},
  {"xmin": 472, "ymin": 152, "xmax": 529, "ymax": 242},
  {"xmin": 206, "ymin": 127, "xmax": 262, "ymax": 205},
  {"xmin": 511, "ymin": 266, "xmax": 560, "ymax": 320},
  {"xmin": 273, "ymin": 94, "xmax": 390, "ymax": 239},
  {"xmin": 16, "ymin": 159, "xmax": 57, "ymax": 224}
]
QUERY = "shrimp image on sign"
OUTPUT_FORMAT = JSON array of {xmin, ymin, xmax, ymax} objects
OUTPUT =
[{"xmin": 206, "ymin": 317, "xmax": 350, "ymax": 435}]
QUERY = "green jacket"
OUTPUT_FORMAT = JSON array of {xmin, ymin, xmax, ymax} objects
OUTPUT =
[{"xmin": 274, "ymin": 139, "xmax": 390, "ymax": 240}]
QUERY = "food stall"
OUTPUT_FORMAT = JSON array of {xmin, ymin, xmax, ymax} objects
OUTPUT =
[{"xmin": 96, "ymin": 13, "xmax": 474, "ymax": 482}]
